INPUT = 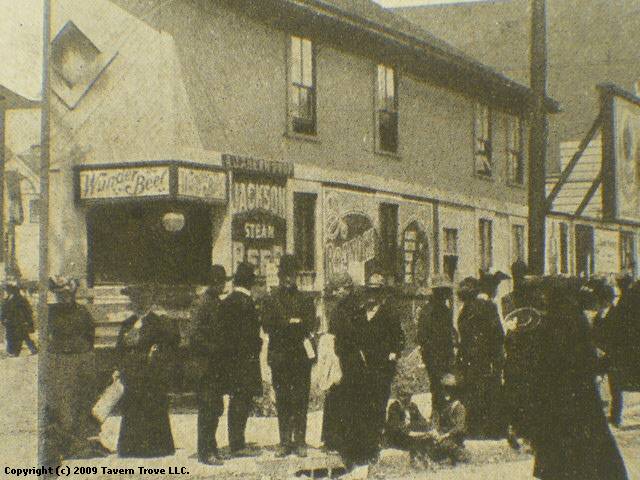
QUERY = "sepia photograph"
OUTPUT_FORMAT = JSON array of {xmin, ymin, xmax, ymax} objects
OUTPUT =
[{"xmin": 1, "ymin": 0, "xmax": 640, "ymax": 478}]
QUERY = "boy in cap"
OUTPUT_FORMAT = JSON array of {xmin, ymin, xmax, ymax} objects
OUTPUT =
[
  {"xmin": 262, "ymin": 254, "xmax": 316, "ymax": 457},
  {"xmin": 2, "ymin": 279, "xmax": 37, "ymax": 356},
  {"xmin": 190, "ymin": 265, "xmax": 228, "ymax": 465}
]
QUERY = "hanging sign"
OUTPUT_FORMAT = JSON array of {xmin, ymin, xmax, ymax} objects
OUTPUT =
[
  {"xmin": 78, "ymin": 166, "xmax": 170, "ymax": 200},
  {"xmin": 594, "ymin": 228, "xmax": 620, "ymax": 275}
]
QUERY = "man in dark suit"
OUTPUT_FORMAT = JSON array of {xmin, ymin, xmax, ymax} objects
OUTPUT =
[
  {"xmin": 417, "ymin": 275, "xmax": 455, "ymax": 422},
  {"xmin": 262, "ymin": 255, "xmax": 316, "ymax": 458},
  {"xmin": 190, "ymin": 265, "xmax": 228, "ymax": 465},
  {"xmin": 219, "ymin": 262, "xmax": 263, "ymax": 457}
]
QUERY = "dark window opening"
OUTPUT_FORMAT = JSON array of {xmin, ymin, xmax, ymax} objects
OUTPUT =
[
  {"xmin": 289, "ymin": 36, "xmax": 316, "ymax": 135},
  {"xmin": 377, "ymin": 65, "xmax": 398, "ymax": 153},
  {"xmin": 479, "ymin": 219, "xmax": 493, "ymax": 272},
  {"xmin": 379, "ymin": 203, "xmax": 399, "ymax": 278},
  {"xmin": 294, "ymin": 193, "xmax": 316, "ymax": 271},
  {"xmin": 559, "ymin": 223, "xmax": 569, "ymax": 274}
]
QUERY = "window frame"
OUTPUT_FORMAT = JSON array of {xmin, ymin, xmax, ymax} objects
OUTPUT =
[
  {"xmin": 402, "ymin": 222, "xmax": 429, "ymax": 286},
  {"xmin": 288, "ymin": 35, "xmax": 317, "ymax": 137},
  {"xmin": 507, "ymin": 114, "xmax": 525, "ymax": 186},
  {"xmin": 443, "ymin": 228, "xmax": 459, "ymax": 256},
  {"xmin": 473, "ymin": 103, "xmax": 493, "ymax": 178},
  {"xmin": 375, "ymin": 64, "xmax": 399, "ymax": 155}
]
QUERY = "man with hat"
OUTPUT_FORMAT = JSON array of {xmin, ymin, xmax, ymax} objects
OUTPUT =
[
  {"xmin": 190, "ymin": 265, "xmax": 228, "ymax": 465},
  {"xmin": 219, "ymin": 262, "xmax": 263, "ymax": 457},
  {"xmin": 2, "ymin": 279, "xmax": 37, "ymax": 356},
  {"xmin": 417, "ymin": 274, "xmax": 455, "ymax": 423},
  {"xmin": 262, "ymin": 254, "xmax": 316, "ymax": 457}
]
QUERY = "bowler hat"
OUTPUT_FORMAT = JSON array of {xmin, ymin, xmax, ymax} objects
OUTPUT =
[
  {"xmin": 511, "ymin": 260, "xmax": 529, "ymax": 279},
  {"xmin": 234, "ymin": 262, "xmax": 256, "ymax": 288},
  {"xmin": 278, "ymin": 254, "xmax": 299, "ymax": 277},
  {"xmin": 209, "ymin": 264, "xmax": 227, "ymax": 286},
  {"xmin": 457, "ymin": 276, "xmax": 479, "ymax": 295}
]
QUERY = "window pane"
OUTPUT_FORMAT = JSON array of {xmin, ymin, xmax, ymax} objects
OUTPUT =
[
  {"xmin": 386, "ymin": 67, "xmax": 395, "ymax": 110},
  {"xmin": 302, "ymin": 38, "xmax": 313, "ymax": 87},
  {"xmin": 290, "ymin": 36, "xmax": 302, "ymax": 84},
  {"xmin": 379, "ymin": 110, "xmax": 398, "ymax": 152},
  {"xmin": 377, "ymin": 65, "xmax": 386, "ymax": 107}
]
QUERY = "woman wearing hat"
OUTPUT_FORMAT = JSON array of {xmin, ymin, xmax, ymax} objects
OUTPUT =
[
  {"xmin": 455, "ymin": 276, "xmax": 505, "ymax": 439},
  {"xmin": 116, "ymin": 284, "xmax": 180, "ymax": 458},
  {"xmin": 45, "ymin": 277, "xmax": 106, "ymax": 459}
]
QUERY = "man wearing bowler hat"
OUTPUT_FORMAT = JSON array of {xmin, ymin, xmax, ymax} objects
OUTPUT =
[
  {"xmin": 262, "ymin": 254, "xmax": 316, "ymax": 457},
  {"xmin": 190, "ymin": 265, "xmax": 228, "ymax": 465},
  {"xmin": 219, "ymin": 262, "xmax": 263, "ymax": 457}
]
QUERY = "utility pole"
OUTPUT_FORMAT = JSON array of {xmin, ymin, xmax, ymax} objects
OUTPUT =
[
  {"xmin": 528, "ymin": 0, "xmax": 549, "ymax": 275},
  {"xmin": 37, "ymin": 0, "xmax": 51, "ymax": 468}
]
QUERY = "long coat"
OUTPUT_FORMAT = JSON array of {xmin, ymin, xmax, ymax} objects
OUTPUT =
[
  {"xmin": 116, "ymin": 312, "xmax": 180, "ymax": 458},
  {"xmin": 2, "ymin": 292, "xmax": 34, "ymax": 334},
  {"xmin": 261, "ymin": 286, "xmax": 316, "ymax": 371},
  {"xmin": 532, "ymin": 307, "xmax": 628, "ymax": 480},
  {"xmin": 189, "ymin": 290, "xmax": 227, "ymax": 390},
  {"xmin": 218, "ymin": 290, "xmax": 262, "ymax": 397},
  {"xmin": 457, "ymin": 297, "xmax": 505, "ymax": 438},
  {"xmin": 417, "ymin": 299, "xmax": 455, "ymax": 376}
]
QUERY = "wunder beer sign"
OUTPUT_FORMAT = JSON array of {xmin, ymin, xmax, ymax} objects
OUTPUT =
[
  {"xmin": 177, "ymin": 167, "xmax": 227, "ymax": 203},
  {"xmin": 79, "ymin": 166, "xmax": 170, "ymax": 200}
]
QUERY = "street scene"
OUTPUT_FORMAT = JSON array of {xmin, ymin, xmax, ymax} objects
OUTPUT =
[{"xmin": 2, "ymin": 0, "xmax": 640, "ymax": 478}]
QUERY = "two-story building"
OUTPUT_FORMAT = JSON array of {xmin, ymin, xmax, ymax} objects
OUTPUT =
[{"xmin": 44, "ymin": 0, "xmax": 557, "ymax": 333}]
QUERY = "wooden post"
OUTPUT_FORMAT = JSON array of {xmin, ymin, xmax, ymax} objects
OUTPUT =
[
  {"xmin": 528, "ymin": 0, "xmax": 549, "ymax": 275},
  {"xmin": 0, "ymin": 108, "xmax": 4, "ymax": 272},
  {"xmin": 37, "ymin": 0, "xmax": 51, "ymax": 467}
]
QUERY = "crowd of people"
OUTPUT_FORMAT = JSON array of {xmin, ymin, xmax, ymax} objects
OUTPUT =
[{"xmin": 19, "ymin": 253, "xmax": 639, "ymax": 479}]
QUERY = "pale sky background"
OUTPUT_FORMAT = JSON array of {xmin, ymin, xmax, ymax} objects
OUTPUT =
[{"xmin": 0, "ymin": 0, "xmax": 484, "ymax": 152}]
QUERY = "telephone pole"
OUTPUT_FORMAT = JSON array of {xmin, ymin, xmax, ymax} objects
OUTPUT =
[
  {"xmin": 528, "ymin": 0, "xmax": 549, "ymax": 275},
  {"xmin": 38, "ymin": 0, "xmax": 51, "ymax": 467}
]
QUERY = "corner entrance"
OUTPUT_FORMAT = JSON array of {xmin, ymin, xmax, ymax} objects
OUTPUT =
[{"xmin": 87, "ymin": 201, "xmax": 213, "ymax": 286}]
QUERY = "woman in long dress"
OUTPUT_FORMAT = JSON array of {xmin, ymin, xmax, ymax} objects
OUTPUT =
[{"xmin": 116, "ymin": 285, "xmax": 180, "ymax": 458}]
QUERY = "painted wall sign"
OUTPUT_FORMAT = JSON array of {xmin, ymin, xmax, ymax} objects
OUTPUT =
[
  {"xmin": 177, "ymin": 167, "xmax": 226, "ymax": 202},
  {"xmin": 594, "ymin": 228, "xmax": 620, "ymax": 275},
  {"xmin": 223, "ymin": 153, "xmax": 293, "ymax": 177},
  {"xmin": 79, "ymin": 166, "xmax": 170, "ymax": 200},
  {"xmin": 614, "ymin": 96, "xmax": 640, "ymax": 222},
  {"xmin": 231, "ymin": 178, "xmax": 287, "ymax": 219},
  {"xmin": 325, "ymin": 212, "xmax": 378, "ymax": 282}
]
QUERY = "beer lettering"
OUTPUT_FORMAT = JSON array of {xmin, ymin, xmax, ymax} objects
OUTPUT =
[{"xmin": 79, "ymin": 167, "xmax": 170, "ymax": 200}]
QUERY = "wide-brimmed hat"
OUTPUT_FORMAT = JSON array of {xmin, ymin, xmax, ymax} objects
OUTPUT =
[
  {"xmin": 441, "ymin": 373, "xmax": 459, "ymax": 388},
  {"xmin": 366, "ymin": 272, "xmax": 386, "ymax": 290},
  {"xmin": 49, "ymin": 276, "xmax": 79, "ymax": 294},
  {"xmin": 278, "ymin": 254, "xmax": 299, "ymax": 277},
  {"xmin": 328, "ymin": 271, "xmax": 354, "ymax": 292},
  {"xmin": 430, "ymin": 274, "xmax": 453, "ymax": 290}
]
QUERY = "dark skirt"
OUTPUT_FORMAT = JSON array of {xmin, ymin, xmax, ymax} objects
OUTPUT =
[{"xmin": 117, "ymin": 387, "xmax": 175, "ymax": 458}]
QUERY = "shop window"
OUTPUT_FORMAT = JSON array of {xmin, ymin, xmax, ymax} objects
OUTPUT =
[
  {"xmin": 402, "ymin": 222, "xmax": 429, "ymax": 285},
  {"xmin": 559, "ymin": 222, "xmax": 569, "ymax": 274},
  {"xmin": 479, "ymin": 219, "xmax": 493, "ymax": 272},
  {"xmin": 474, "ymin": 103, "xmax": 493, "ymax": 177},
  {"xmin": 379, "ymin": 203, "xmax": 399, "ymax": 278},
  {"xmin": 512, "ymin": 224, "xmax": 525, "ymax": 263},
  {"xmin": 29, "ymin": 199, "xmax": 40, "ymax": 224},
  {"xmin": 507, "ymin": 115, "xmax": 525, "ymax": 185},
  {"xmin": 294, "ymin": 193, "xmax": 316, "ymax": 271},
  {"xmin": 621, "ymin": 231, "xmax": 636, "ymax": 275},
  {"xmin": 289, "ymin": 36, "xmax": 316, "ymax": 135},
  {"xmin": 376, "ymin": 64, "xmax": 398, "ymax": 154}
]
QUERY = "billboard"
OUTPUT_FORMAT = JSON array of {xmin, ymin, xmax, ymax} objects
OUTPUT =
[{"xmin": 613, "ymin": 95, "xmax": 640, "ymax": 222}]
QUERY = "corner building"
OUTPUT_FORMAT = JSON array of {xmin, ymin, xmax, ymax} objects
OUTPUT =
[{"xmin": 46, "ymin": 0, "xmax": 558, "ymax": 341}]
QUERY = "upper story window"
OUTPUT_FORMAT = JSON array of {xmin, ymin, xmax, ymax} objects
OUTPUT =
[
  {"xmin": 376, "ymin": 65, "xmax": 398, "ymax": 154},
  {"xmin": 474, "ymin": 103, "xmax": 493, "ymax": 177},
  {"xmin": 289, "ymin": 36, "xmax": 316, "ymax": 136},
  {"xmin": 507, "ymin": 115, "xmax": 525, "ymax": 185}
]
